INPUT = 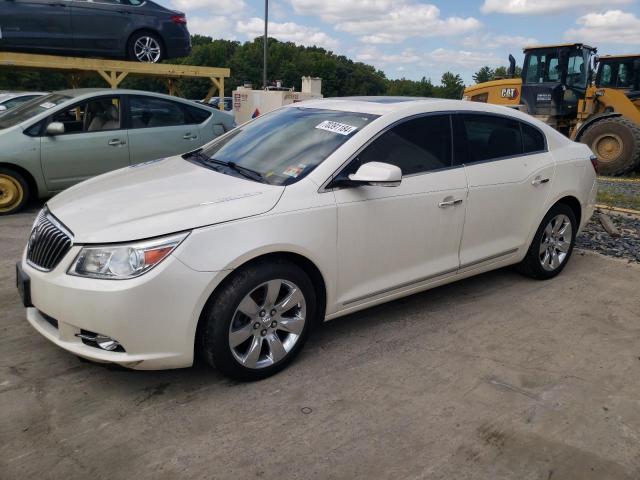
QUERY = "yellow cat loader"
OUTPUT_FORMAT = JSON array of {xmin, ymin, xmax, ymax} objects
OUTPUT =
[{"xmin": 463, "ymin": 44, "xmax": 640, "ymax": 176}]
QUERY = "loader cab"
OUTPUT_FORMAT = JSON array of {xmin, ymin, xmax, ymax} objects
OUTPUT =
[
  {"xmin": 521, "ymin": 43, "xmax": 595, "ymax": 120},
  {"xmin": 595, "ymin": 55, "xmax": 640, "ymax": 97}
]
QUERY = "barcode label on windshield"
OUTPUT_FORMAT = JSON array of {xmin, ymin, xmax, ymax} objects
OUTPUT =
[{"xmin": 315, "ymin": 120, "xmax": 358, "ymax": 136}]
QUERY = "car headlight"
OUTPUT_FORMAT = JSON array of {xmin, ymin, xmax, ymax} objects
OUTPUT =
[{"xmin": 67, "ymin": 232, "xmax": 189, "ymax": 280}]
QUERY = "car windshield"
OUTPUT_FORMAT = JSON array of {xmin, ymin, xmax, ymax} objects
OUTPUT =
[
  {"xmin": 0, "ymin": 93, "xmax": 71, "ymax": 129},
  {"xmin": 197, "ymin": 107, "xmax": 378, "ymax": 185}
]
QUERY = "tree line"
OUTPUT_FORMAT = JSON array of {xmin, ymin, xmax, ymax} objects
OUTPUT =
[{"xmin": 0, "ymin": 36, "xmax": 513, "ymax": 99}]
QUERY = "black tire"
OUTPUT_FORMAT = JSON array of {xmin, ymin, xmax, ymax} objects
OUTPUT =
[
  {"xmin": 127, "ymin": 31, "xmax": 165, "ymax": 63},
  {"xmin": 0, "ymin": 167, "xmax": 29, "ymax": 216},
  {"xmin": 578, "ymin": 117, "xmax": 640, "ymax": 176},
  {"xmin": 198, "ymin": 259, "xmax": 316, "ymax": 381},
  {"xmin": 517, "ymin": 203, "xmax": 577, "ymax": 280}
]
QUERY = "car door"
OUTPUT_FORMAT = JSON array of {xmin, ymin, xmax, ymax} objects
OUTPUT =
[
  {"xmin": 40, "ymin": 95, "xmax": 129, "ymax": 191},
  {"xmin": 126, "ymin": 95, "xmax": 203, "ymax": 164},
  {"xmin": 0, "ymin": 0, "xmax": 72, "ymax": 50},
  {"xmin": 454, "ymin": 113, "xmax": 555, "ymax": 269},
  {"xmin": 332, "ymin": 114, "xmax": 468, "ymax": 307},
  {"xmin": 69, "ymin": 0, "xmax": 133, "ymax": 55}
]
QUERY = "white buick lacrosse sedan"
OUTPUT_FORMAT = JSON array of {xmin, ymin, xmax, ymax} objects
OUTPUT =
[{"xmin": 17, "ymin": 97, "xmax": 597, "ymax": 380}]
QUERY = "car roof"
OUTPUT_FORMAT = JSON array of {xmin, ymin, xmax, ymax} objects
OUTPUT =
[
  {"xmin": 289, "ymin": 96, "xmax": 537, "ymax": 119},
  {"xmin": 52, "ymin": 88, "xmax": 208, "ymax": 106},
  {"xmin": 0, "ymin": 91, "xmax": 47, "ymax": 98},
  {"xmin": 290, "ymin": 97, "xmax": 447, "ymax": 115}
]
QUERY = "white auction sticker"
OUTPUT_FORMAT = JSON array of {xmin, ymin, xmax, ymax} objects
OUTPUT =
[{"xmin": 315, "ymin": 120, "xmax": 358, "ymax": 136}]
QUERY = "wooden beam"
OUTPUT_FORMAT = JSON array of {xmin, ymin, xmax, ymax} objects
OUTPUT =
[
  {"xmin": 0, "ymin": 52, "xmax": 231, "ymax": 103},
  {"xmin": 96, "ymin": 70, "xmax": 114, "ymax": 87},
  {"xmin": 0, "ymin": 51, "xmax": 230, "ymax": 79}
]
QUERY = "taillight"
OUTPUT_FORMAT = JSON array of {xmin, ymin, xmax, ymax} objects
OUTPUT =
[
  {"xmin": 589, "ymin": 154, "xmax": 599, "ymax": 174},
  {"xmin": 171, "ymin": 14, "xmax": 187, "ymax": 24}
]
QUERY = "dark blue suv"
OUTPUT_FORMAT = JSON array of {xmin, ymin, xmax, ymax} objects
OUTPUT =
[{"xmin": 0, "ymin": 0, "xmax": 192, "ymax": 63}]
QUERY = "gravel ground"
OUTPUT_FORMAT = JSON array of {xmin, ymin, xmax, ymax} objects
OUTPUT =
[
  {"xmin": 597, "ymin": 178, "xmax": 640, "ymax": 211},
  {"xmin": 577, "ymin": 211, "xmax": 640, "ymax": 263}
]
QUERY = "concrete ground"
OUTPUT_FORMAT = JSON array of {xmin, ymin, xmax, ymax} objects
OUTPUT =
[{"xmin": 2, "ymin": 206, "xmax": 640, "ymax": 480}]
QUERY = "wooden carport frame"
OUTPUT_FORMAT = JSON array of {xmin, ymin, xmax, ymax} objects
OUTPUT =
[{"xmin": 0, "ymin": 52, "xmax": 230, "ymax": 108}]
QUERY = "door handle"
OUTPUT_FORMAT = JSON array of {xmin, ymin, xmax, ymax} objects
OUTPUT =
[
  {"xmin": 183, "ymin": 133, "xmax": 198, "ymax": 140},
  {"xmin": 108, "ymin": 139, "xmax": 125, "ymax": 146},
  {"xmin": 532, "ymin": 176, "xmax": 550, "ymax": 186},
  {"xmin": 438, "ymin": 198, "xmax": 463, "ymax": 208}
]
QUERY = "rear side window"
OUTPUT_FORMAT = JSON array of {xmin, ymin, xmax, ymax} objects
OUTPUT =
[
  {"xmin": 185, "ymin": 105, "xmax": 211, "ymax": 124},
  {"xmin": 129, "ymin": 96, "xmax": 187, "ymax": 129},
  {"xmin": 522, "ymin": 123, "xmax": 545, "ymax": 153},
  {"xmin": 358, "ymin": 114, "xmax": 452, "ymax": 175},
  {"xmin": 459, "ymin": 114, "xmax": 523, "ymax": 163}
]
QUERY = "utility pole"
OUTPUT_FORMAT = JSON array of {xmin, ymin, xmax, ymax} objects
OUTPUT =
[{"xmin": 263, "ymin": 0, "xmax": 268, "ymax": 89}]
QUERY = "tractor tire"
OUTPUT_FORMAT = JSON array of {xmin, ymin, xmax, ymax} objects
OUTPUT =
[{"xmin": 578, "ymin": 117, "xmax": 640, "ymax": 176}]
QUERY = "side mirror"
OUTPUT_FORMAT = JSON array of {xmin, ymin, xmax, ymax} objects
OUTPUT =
[
  {"xmin": 46, "ymin": 122, "xmax": 65, "ymax": 136},
  {"xmin": 0, "ymin": 105, "xmax": 7, "ymax": 112},
  {"xmin": 348, "ymin": 162, "xmax": 402, "ymax": 187}
]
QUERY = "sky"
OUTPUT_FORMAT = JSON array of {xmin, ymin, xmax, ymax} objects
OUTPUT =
[{"xmin": 156, "ymin": 0, "xmax": 640, "ymax": 84}]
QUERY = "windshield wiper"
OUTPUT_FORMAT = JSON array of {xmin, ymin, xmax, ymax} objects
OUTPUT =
[
  {"xmin": 183, "ymin": 150, "xmax": 265, "ymax": 183},
  {"xmin": 225, "ymin": 161, "xmax": 265, "ymax": 183}
]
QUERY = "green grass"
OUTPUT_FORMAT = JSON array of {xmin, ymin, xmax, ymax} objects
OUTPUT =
[{"xmin": 597, "ymin": 190, "xmax": 640, "ymax": 211}]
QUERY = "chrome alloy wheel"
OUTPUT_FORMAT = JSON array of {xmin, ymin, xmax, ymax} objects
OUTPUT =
[
  {"xmin": 228, "ymin": 279, "xmax": 306, "ymax": 369},
  {"xmin": 133, "ymin": 36, "xmax": 162, "ymax": 63},
  {"xmin": 539, "ymin": 214, "xmax": 573, "ymax": 271}
]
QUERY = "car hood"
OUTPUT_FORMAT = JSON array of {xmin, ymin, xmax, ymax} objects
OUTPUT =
[{"xmin": 47, "ymin": 156, "xmax": 284, "ymax": 243}]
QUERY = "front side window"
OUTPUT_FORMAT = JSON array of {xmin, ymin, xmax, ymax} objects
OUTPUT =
[
  {"xmin": 600, "ymin": 64, "xmax": 613, "ymax": 87},
  {"xmin": 598, "ymin": 61, "xmax": 636, "ymax": 88},
  {"xmin": 459, "ymin": 114, "xmax": 523, "ymax": 162},
  {"xmin": 199, "ymin": 107, "xmax": 377, "ymax": 186},
  {"xmin": 524, "ymin": 51, "xmax": 560, "ymax": 84},
  {"xmin": 566, "ymin": 54, "xmax": 587, "ymax": 88},
  {"xmin": 355, "ymin": 115, "xmax": 452, "ymax": 175},
  {"xmin": 50, "ymin": 96, "xmax": 121, "ymax": 134},
  {"xmin": 129, "ymin": 96, "xmax": 186, "ymax": 129},
  {"xmin": 0, "ymin": 93, "xmax": 71, "ymax": 130}
]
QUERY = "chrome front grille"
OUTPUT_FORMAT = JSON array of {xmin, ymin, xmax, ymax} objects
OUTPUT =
[{"xmin": 26, "ymin": 209, "xmax": 73, "ymax": 272}]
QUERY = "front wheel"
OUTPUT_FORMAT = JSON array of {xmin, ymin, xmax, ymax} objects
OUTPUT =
[
  {"xmin": 0, "ymin": 168, "xmax": 29, "ymax": 215},
  {"xmin": 198, "ymin": 260, "xmax": 316, "ymax": 381},
  {"xmin": 127, "ymin": 32, "xmax": 164, "ymax": 63},
  {"xmin": 517, "ymin": 203, "xmax": 577, "ymax": 280}
]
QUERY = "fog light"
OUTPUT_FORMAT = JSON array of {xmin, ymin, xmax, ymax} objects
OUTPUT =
[
  {"xmin": 95, "ymin": 335, "xmax": 121, "ymax": 351},
  {"xmin": 75, "ymin": 331, "xmax": 124, "ymax": 352}
]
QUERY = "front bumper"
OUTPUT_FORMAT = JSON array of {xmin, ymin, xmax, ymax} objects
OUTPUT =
[{"xmin": 22, "ymin": 245, "xmax": 225, "ymax": 370}]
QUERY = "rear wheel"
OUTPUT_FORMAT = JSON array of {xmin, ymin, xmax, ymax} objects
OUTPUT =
[
  {"xmin": 517, "ymin": 203, "xmax": 577, "ymax": 280},
  {"xmin": 579, "ymin": 117, "xmax": 640, "ymax": 176},
  {"xmin": 198, "ymin": 260, "xmax": 316, "ymax": 381},
  {"xmin": 0, "ymin": 168, "xmax": 29, "ymax": 215},
  {"xmin": 127, "ymin": 32, "xmax": 164, "ymax": 63}
]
